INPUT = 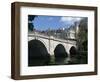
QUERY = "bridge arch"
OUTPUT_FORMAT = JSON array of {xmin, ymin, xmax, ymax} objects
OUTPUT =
[
  {"xmin": 54, "ymin": 44, "xmax": 69, "ymax": 64},
  {"xmin": 28, "ymin": 39, "xmax": 50, "ymax": 66},
  {"xmin": 29, "ymin": 37, "xmax": 47, "ymax": 48},
  {"xmin": 54, "ymin": 44, "xmax": 68, "ymax": 58},
  {"xmin": 69, "ymin": 46, "xmax": 77, "ymax": 57}
]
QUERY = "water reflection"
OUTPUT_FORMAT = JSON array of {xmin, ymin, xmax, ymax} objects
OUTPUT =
[
  {"xmin": 28, "ymin": 40, "xmax": 87, "ymax": 66},
  {"xmin": 49, "ymin": 53, "xmax": 87, "ymax": 65},
  {"xmin": 55, "ymin": 57, "xmax": 70, "ymax": 65},
  {"xmin": 28, "ymin": 53, "xmax": 87, "ymax": 66}
]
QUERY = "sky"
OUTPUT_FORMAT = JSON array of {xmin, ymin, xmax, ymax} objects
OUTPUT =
[{"xmin": 29, "ymin": 15, "xmax": 82, "ymax": 31}]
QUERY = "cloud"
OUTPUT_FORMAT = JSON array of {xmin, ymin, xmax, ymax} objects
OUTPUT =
[
  {"xmin": 61, "ymin": 17, "xmax": 81, "ymax": 22},
  {"xmin": 60, "ymin": 16, "xmax": 81, "ymax": 26}
]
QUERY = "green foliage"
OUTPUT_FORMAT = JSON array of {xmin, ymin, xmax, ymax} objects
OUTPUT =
[
  {"xmin": 77, "ymin": 18, "xmax": 88, "ymax": 51},
  {"xmin": 28, "ymin": 15, "xmax": 36, "ymax": 31},
  {"xmin": 28, "ymin": 15, "xmax": 36, "ymax": 21}
]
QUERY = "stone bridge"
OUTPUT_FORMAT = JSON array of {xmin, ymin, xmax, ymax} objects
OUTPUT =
[{"xmin": 28, "ymin": 32, "xmax": 77, "ymax": 66}]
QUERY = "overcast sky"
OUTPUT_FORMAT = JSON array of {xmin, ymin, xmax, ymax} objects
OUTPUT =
[{"xmin": 30, "ymin": 15, "xmax": 82, "ymax": 31}]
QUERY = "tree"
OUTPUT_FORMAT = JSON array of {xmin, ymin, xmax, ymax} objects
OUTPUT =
[
  {"xmin": 77, "ymin": 18, "xmax": 88, "ymax": 51},
  {"xmin": 28, "ymin": 15, "xmax": 36, "ymax": 31}
]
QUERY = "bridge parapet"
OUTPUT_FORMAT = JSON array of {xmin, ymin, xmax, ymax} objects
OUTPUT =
[{"xmin": 28, "ymin": 31, "xmax": 76, "ymax": 45}]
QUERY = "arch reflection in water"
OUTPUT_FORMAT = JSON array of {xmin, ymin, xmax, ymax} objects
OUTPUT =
[
  {"xmin": 28, "ymin": 39, "xmax": 50, "ymax": 66},
  {"xmin": 69, "ymin": 46, "xmax": 87, "ymax": 64}
]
